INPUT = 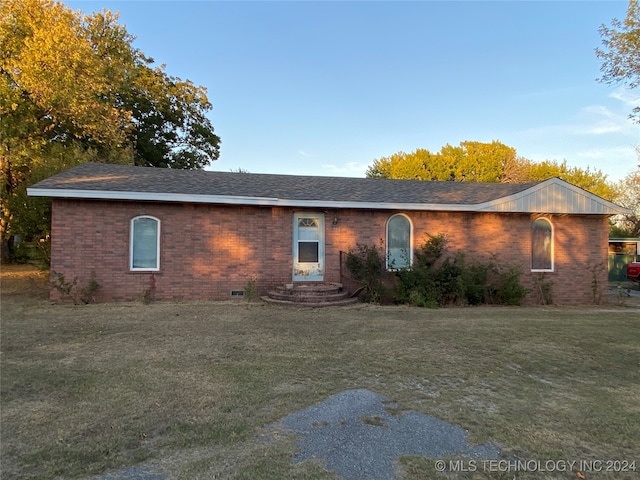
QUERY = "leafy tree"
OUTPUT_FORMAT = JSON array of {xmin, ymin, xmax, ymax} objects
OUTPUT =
[
  {"xmin": 612, "ymin": 169, "xmax": 640, "ymax": 237},
  {"xmin": 0, "ymin": 0, "xmax": 220, "ymax": 255},
  {"xmin": 517, "ymin": 159, "xmax": 616, "ymax": 200},
  {"xmin": 596, "ymin": 0, "xmax": 640, "ymax": 122},
  {"xmin": 366, "ymin": 141, "xmax": 615, "ymax": 200},
  {"xmin": 118, "ymin": 55, "xmax": 220, "ymax": 169},
  {"xmin": 367, "ymin": 141, "xmax": 522, "ymax": 182},
  {"xmin": 439, "ymin": 141, "xmax": 521, "ymax": 182}
]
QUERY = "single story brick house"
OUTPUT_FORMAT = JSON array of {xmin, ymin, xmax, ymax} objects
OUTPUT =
[{"xmin": 28, "ymin": 162, "xmax": 628, "ymax": 304}]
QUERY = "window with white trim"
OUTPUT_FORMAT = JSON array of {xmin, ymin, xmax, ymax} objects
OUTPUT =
[
  {"xmin": 130, "ymin": 216, "xmax": 160, "ymax": 271},
  {"xmin": 386, "ymin": 214, "xmax": 412, "ymax": 269},
  {"xmin": 531, "ymin": 218, "xmax": 553, "ymax": 271}
]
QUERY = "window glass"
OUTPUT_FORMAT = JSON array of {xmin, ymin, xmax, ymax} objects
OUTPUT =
[
  {"xmin": 531, "ymin": 218, "xmax": 552, "ymax": 271},
  {"xmin": 298, "ymin": 242, "xmax": 319, "ymax": 262},
  {"xmin": 297, "ymin": 217, "xmax": 319, "ymax": 262},
  {"xmin": 608, "ymin": 242, "xmax": 637, "ymax": 255},
  {"xmin": 387, "ymin": 214, "xmax": 411, "ymax": 269},
  {"xmin": 131, "ymin": 217, "xmax": 159, "ymax": 270}
]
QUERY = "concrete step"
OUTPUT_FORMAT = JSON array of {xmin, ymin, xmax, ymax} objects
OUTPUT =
[
  {"xmin": 273, "ymin": 282, "xmax": 344, "ymax": 295},
  {"xmin": 267, "ymin": 290, "xmax": 353, "ymax": 303},
  {"xmin": 261, "ymin": 295, "xmax": 359, "ymax": 308},
  {"xmin": 263, "ymin": 282, "xmax": 359, "ymax": 307}
]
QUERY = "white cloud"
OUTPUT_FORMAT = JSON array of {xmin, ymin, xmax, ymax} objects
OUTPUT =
[
  {"xmin": 572, "ymin": 104, "xmax": 633, "ymax": 136},
  {"xmin": 518, "ymin": 103, "xmax": 636, "ymax": 138},
  {"xmin": 574, "ymin": 145, "xmax": 634, "ymax": 161},
  {"xmin": 609, "ymin": 86, "xmax": 639, "ymax": 107},
  {"xmin": 572, "ymin": 120, "xmax": 624, "ymax": 136},
  {"xmin": 574, "ymin": 146, "xmax": 639, "ymax": 181},
  {"xmin": 320, "ymin": 161, "xmax": 369, "ymax": 177}
]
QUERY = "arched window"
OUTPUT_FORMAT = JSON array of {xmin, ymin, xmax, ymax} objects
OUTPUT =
[
  {"xmin": 386, "ymin": 214, "xmax": 412, "ymax": 270},
  {"xmin": 531, "ymin": 218, "xmax": 553, "ymax": 271},
  {"xmin": 130, "ymin": 216, "xmax": 160, "ymax": 271}
]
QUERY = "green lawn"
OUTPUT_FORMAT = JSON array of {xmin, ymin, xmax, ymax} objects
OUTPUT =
[{"xmin": 1, "ymin": 265, "xmax": 639, "ymax": 479}]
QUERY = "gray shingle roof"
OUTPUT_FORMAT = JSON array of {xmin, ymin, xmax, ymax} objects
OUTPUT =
[{"xmin": 28, "ymin": 162, "xmax": 540, "ymax": 206}]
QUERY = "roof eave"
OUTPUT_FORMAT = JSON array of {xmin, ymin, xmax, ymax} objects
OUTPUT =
[
  {"xmin": 26, "ymin": 187, "xmax": 483, "ymax": 211},
  {"xmin": 27, "ymin": 178, "xmax": 631, "ymax": 215}
]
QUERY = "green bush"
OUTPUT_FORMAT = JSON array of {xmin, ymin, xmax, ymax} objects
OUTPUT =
[
  {"xmin": 461, "ymin": 260, "xmax": 491, "ymax": 305},
  {"xmin": 493, "ymin": 265, "xmax": 529, "ymax": 305},
  {"xmin": 347, "ymin": 235, "xmax": 530, "ymax": 307},
  {"xmin": 345, "ymin": 243, "xmax": 388, "ymax": 304},
  {"xmin": 394, "ymin": 234, "xmax": 447, "ymax": 306}
]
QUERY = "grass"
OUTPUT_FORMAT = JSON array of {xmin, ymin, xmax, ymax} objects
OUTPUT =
[{"xmin": 1, "ymin": 264, "xmax": 639, "ymax": 479}]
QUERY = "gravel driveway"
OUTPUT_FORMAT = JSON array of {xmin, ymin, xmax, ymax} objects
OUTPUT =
[
  {"xmin": 89, "ymin": 388, "xmax": 499, "ymax": 480},
  {"xmin": 271, "ymin": 388, "xmax": 499, "ymax": 480}
]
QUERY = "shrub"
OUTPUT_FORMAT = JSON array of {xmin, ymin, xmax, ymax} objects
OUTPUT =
[
  {"xmin": 493, "ymin": 265, "xmax": 528, "ymax": 306},
  {"xmin": 345, "ymin": 243, "xmax": 388, "ymax": 303},
  {"xmin": 51, "ymin": 270, "xmax": 99, "ymax": 304},
  {"xmin": 394, "ymin": 234, "xmax": 447, "ymax": 306},
  {"xmin": 461, "ymin": 260, "xmax": 491, "ymax": 305},
  {"xmin": 533, "ymin": 273, "xmax": 553, "ymax": 305},
  {"xmin": 244, "ymin": 276, "xmax": 258, "ymax": 302},
  {"xmin": 347, "ymin": 235, "xmax": 529, "ymax": 308},
  {"xmin": 414, "ymin": 233, "xmax": 446, "ymax": 268}
]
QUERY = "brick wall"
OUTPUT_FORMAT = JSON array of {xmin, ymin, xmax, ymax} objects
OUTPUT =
[{"xmin": 50, "ymin": 199, "xmax": 610, "ymax": 305}]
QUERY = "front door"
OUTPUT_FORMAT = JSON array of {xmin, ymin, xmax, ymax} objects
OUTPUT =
[{"xmin": 293, "ymin": 213, "xmax": 324, "ymax": 281}]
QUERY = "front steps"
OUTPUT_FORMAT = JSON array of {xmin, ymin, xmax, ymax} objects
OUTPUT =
[{"xmin": 263, "ymin": 282, "xmax": 359, "ymax": 307}]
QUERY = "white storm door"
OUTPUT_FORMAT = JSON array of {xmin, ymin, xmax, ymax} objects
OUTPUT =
[{"xmin": 293, "ymin": 213, "xmax": 324, "ymax": 281}]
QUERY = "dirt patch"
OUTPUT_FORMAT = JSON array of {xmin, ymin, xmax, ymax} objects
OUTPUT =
[{"xmin": 0, "ymin": 263, "xmax": 49, "ymax": 297}]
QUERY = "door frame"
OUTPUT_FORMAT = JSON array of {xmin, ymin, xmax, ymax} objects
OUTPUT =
[{"xmin": 292, "ymin": 212, "xmax": 325, "ymax": 282}]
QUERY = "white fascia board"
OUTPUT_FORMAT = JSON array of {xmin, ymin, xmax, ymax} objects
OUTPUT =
[
  {"xmin": 26, "ymin": 187, "xmax": 478, "ymax": 211},
  {"xmin": 27, "ymin": 188, "xmax": 280, "ymax": 206},
  {"xmin": 287, "ymin": 199, "xmax": 476, "ymax": 211},
  {"xmin": 29, "ymin": 181, "xmax": 629, "ymax": 214}
]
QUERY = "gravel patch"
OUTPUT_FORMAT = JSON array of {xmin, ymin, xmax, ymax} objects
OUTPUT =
[
  {"xmin": 271, "ymin": 388, "xmax": 499, "ymax": 480},
  {"xmin": 86, "ymin": 389, "xmax": 499, "ymax": 480},
  {"xmin": 86, "ymin": 466, "xmax": 165, "ymax": 480}
]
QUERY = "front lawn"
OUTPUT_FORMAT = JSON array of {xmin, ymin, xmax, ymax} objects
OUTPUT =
[{"xmin": 1, "ymin": 265, "xmax": 639, "ymax": 479}]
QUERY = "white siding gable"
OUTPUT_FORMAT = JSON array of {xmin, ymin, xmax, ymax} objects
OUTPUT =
[{"xmin": 478, "ymin": 178, "xmax": 628, "ymax": 215}]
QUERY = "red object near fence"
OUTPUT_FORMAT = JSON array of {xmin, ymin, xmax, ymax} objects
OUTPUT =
[{"xmin": 628, "ymin": 262, "xmax": 640, "ymax": 282}]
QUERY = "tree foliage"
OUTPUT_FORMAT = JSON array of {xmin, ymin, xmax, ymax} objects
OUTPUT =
[
  {"xmin": 366, "ymin": 141, "xmax": 521, "ymax": 183},
  {"xmin": 596, "ymin": 0, "xmax": 640, "ymax": 122},
  {"xmin": 366, "ymin": 141, "xmax": 615, "ymax": 200},
  {"xmin": 516, "ymin": 159, "xmax": 616, "ymax": 200},
  {"xmin": 612, "ymin": 169, "xmax": 640, "ymax": 237},
  {"xmin": 0, "ymin": 0, "xmax": 220, "ymax": 250}
]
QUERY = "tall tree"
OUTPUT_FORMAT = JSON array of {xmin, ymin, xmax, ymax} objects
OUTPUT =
[
  {"xmin": 612, "ymin": 169, "xmax": 640, "ymax": 237},
  {"xmin": 0, "ymin": 0, "xmax": 220, "ymax": 253},
  {"xmin": 596, "ymin": 0, "xmax": 640, "ymax": 122},
  {"xmin": 121, "ymin": 62, "xmax": 220, "ymax": 169},
  {"xmin": 366, "ymin": 141, "xmax": 522, "ymax": 182},
  {"xmin": 517, "ymin": 159, "xmax": 616, "ymax": 200},
  {"xmin": 366, "ymin": 141, "xmax": 616, "ymax": 200}
]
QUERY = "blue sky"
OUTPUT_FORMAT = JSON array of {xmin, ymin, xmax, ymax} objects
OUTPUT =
[{"xmin": 67, "ymin": 0, "xmax": 639, "ymax": 181}]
